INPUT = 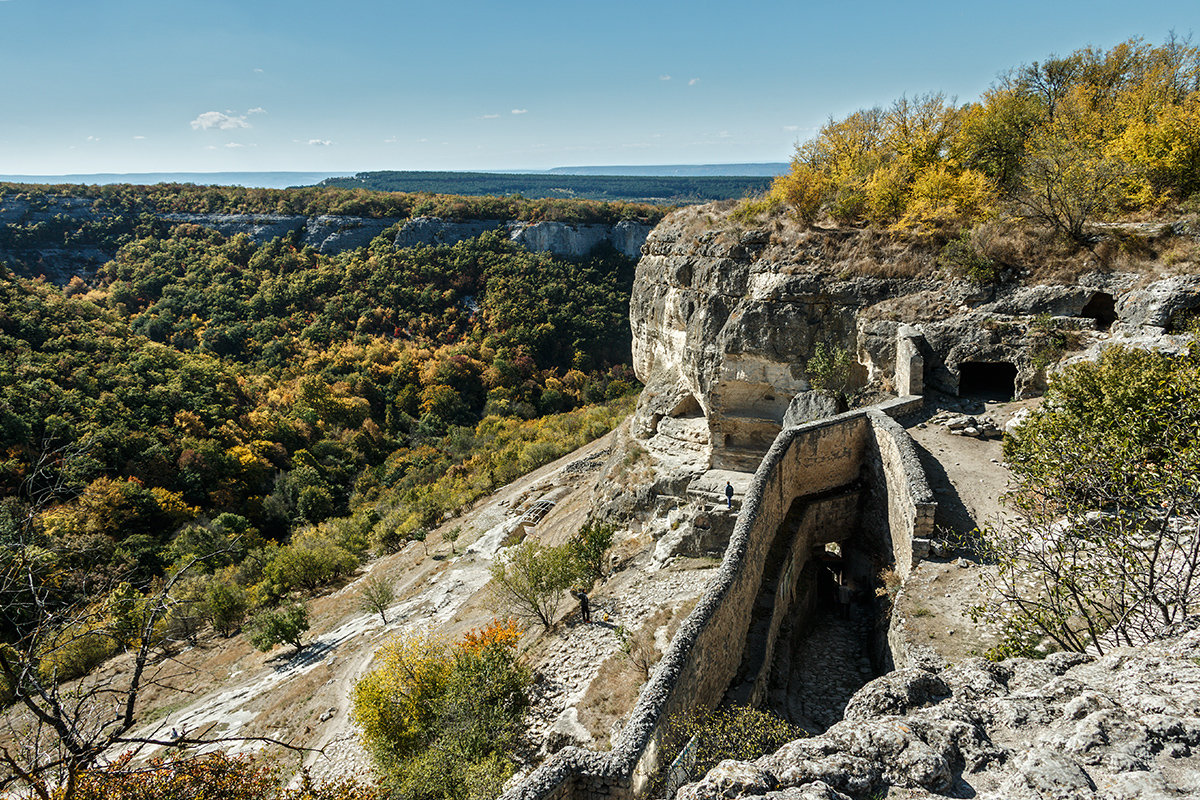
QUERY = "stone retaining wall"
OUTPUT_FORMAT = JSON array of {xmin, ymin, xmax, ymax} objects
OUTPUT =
[{"xmin": 501, "ymin": 396, "xmax": 933, "ymax": 800}]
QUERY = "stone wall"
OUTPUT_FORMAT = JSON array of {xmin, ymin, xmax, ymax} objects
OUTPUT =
[
  {"xmin": 502, "ymin": 397, "xmax": 934, "ymax": 800},
  {"xmin": 864, "ymin": 405, "xmax": 936, "ymax": 579}
]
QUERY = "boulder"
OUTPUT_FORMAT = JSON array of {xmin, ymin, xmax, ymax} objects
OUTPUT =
[{"xmin": 676, "ymin": 627, "xmax": 1200, "ymax": 800}]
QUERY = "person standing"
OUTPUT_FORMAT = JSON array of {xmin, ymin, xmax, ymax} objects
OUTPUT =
[
  {"xmin": 572, "ymin": 588, "xmax": 591, "ymax": 623},
  {"xmin": 725, "ymin": 481, "xmax": 734, "ymax": 509}
]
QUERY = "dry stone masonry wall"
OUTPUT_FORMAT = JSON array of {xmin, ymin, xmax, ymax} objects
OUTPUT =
[{"xmin": 503, "ymin": 396, "xmax": 935, "ymax": 800}]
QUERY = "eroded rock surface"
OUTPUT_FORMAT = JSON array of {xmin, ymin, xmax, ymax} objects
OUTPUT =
[
  {"xmin": 677, "ymin": 625, "xmax": 1200, "ymax": 800},
  {"xmin": 629, "ymin": 204, "xmax": 1200, "ymax": 475}
]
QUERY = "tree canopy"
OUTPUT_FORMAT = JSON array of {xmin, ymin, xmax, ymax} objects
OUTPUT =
[{"xmin": 752, "ymin": 36, "xmax": 1200, "ymax": 238}]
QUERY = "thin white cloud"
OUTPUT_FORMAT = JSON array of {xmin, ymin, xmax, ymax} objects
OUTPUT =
[
  {"xmin": 133, "ymin": 135, "xmax": 146, "ymax": 140},
  {"xmin": 480, "ymin": 113, "xmax": 500, "ymax": 119},
  {"xmin": 225, "ymin": 142, "xmax": 245, "ymax": 148},
  {"xmin": 86, "ymin": 135, "xmax": 100, "ymax": 142},
  {"xmin": 253, "ymin": 67, "xmax": 264, "ymax": 73},
  {"xmin": 191, "ymin": 111, "xmax": 250, "ymax": 130},
  {"xmin": 248, "ymin": 107, "xmax": 267, "ymax": 115},
  {"xmin": 659, "ymin": 75, "xmax": 672, "ymax": 81},
  {"xmin": 688, "ymin": 77, "xmax": 700, "ymax": 85},
  {"xmin": 511, "ymin": 108, "xmax": 528, "ymax": 115},
  {"xmin": 783, "ymin": 125, "xmax": 799, "ymax": 131},
  {"xmin": 308, "ymin": 139, "xmax": 333, "ymax": 146}
]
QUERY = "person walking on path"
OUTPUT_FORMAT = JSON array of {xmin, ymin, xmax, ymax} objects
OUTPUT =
[{"xmin": 725, "ymin": 481, "xmax": 734, "ymax": 509}]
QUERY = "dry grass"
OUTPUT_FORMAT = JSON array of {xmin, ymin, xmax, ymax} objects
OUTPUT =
[
  {"xmin": 716, "ymin": 203, "xmax": 1191, "ymax": 286},
  {"xmin": 576, "ymin": 654, "xmax": 644, "ymax": 750},
  {"xmin": 576, "ymin": 602, "xmax": 695, "ymax": 748},
  {"xmin": 1160, "ymin": 235, "xmax": 1200, "ymax": 274}
]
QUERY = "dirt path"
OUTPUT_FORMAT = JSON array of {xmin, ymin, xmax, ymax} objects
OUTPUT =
[
  {"xmin": 892, "ymin": 395, "xmax": 1042, "ymax": 664},
  {"xmin": 115, "ymin": 431, "xmax": 621, "ymax": 782}
]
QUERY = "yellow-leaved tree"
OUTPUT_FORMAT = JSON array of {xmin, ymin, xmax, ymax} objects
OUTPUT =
[{"xmin": 351, "ymin": 620, "xmax": 530, "ymax": 800}]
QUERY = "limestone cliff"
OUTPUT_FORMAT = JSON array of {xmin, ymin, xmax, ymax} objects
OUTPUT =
[
  {"xmin": 0, "ymin": 197, "xmax": 651, "ymax": 283},
  {"xmin": 629, "ymin": 203, "xmax": 1200, "ymax": 472}
]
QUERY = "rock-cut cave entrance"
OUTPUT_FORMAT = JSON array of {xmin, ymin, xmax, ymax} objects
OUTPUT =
[
  {"xmin": 1081, "ymin": 292, "xmax": 1117, "ymax": 331},
  {"xmin": 722, "ymin": 484, "xmax": 890, "ymax": 734},
  {"xmin": 957, "ymin": 361, "xmax": 1017, "ymax": 400}
]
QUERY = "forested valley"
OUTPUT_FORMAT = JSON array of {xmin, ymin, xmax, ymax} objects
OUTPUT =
[{"xmin": 1, "ymin": 205, "xmax": 640, "ymax": 699}]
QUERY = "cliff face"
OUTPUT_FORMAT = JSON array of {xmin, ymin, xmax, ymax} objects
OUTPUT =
[
  {"xmin": 629, "ymin": 203, "xmax": 1200, "ymax": 470},
  {"xmin": 0, "ymin": 197, "xmax": 651, "ymax": 283}
]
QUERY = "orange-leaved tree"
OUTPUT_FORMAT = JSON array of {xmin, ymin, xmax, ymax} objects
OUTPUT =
[{"xmin": 351, "ymin": 619, "xmax": 530, "ymax": 800}]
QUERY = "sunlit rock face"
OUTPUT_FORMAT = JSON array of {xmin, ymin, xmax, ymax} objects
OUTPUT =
[
  {"xmin": 678, "ymin": 622, "xmax": 1200, "ymax": 800},
  {"xmin": 0, "ymin": 197, "xmax": 653, "ymax": 285},
  {"xmin": 629, "ymin": 203, "xmax": 1200, "ymax": 469}
]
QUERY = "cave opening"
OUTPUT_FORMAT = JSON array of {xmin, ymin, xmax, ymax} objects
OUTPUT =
[
  {"xmin": 1081, "ymin": 292, "xmax": 1117, "ymax": 330},
  {"xmin": 957, "ymin": 361, "xmax": 1017, "ymax": 400},
  {"xmin": 670, "ymin": 393, "xmax": 703, "ymax": 418}
]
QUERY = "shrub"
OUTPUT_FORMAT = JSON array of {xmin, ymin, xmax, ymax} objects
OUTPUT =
[
  {"xmin": 805, "ymin": 341, "xmax": 853, "ymax": 394},
  {"xmin": 770, "ymin": 162, "xmax": 827, "ymax": 223},
  {"xmin": 246, "ymin": 602, "xmax": 309, "ymax": 653},
  {"xmin": 938, "ymin": 231, "xmax": 1001, "ymax": 286},
  {"xmin": 659, "ymin": 705, "xmax": 805, "ymax": 793},
  {"xmin": 61, "ymin": 751, "xmax": 376, "ymax": 800},
  {"xmin": 352, "ymin": 621, "xmax": 530, "ymax": 800},
  {"xmin": 976, "ymin": 345, "xmax": 1200, "ymax": 655}
]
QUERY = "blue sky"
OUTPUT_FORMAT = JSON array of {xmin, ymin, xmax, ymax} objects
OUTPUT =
[{"xmin": 0, "ymin": 0, "xmax": 1195, "ymax": 174}]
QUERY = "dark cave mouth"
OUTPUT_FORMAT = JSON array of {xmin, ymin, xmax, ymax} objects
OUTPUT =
[{"xmin": 957, "ymin": 360, "xmax": 1017, "ymax": 400}]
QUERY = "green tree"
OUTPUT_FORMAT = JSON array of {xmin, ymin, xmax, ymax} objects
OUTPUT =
[
  {"xmin": 568, "ymin": 521, "xmax": 615, "ymax": 582},
  {"xmin": 359, "ymin": 573, "xmax": 396, "ymax": 624},
  {"xmin": 247, "ymin": 602, "xmax": 310, "ymax": 653},
  {"xmin": 1015, "ymin": 136, "xmax": 1124, "ymax": 242},
  {"xmin": 488, "ymin": 540, "xmax": 577, "ymax": 629},
  {"xmin": 975, "ymin": 345, "xmax": 1200, "ymax": 656},
  {"xmin": 205, "ymin": 581, "xmax": 248, "ymax": 637}
]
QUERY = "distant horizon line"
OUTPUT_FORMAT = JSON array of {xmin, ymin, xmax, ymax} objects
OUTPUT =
[{"xmin": 0, "ymin": 162, "xmax": 790, "ymax": 188}]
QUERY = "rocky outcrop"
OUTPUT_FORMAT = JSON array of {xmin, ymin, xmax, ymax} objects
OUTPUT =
[
  {"xmin": 394, "ymin": 216, "xmax": 652, "ymax": 259},
  {"xmin": 392, "ymin": 216, "xmax": 505, "ymax": 249},
  {"xmin": 303, "ymin": 215, "xmax": 401, "ymax": 252},
  {"xmin": 157, "ymin": 213, "xmax": 653, "ymax": 258},
  {"xmin": 0, "ymin": 196, "xmax": 122, "ymax": 283},
  {"xmin": 677, "ymin": 623, "xmax": 1200, "ymax": 800},
  {"xmin": 159, "ymin": 213, "xmax": 308, "ymax": 244},
  {"xmin": 510, "ymin": 220, "xmax": 652, "ymax": 259},
  {"xmin": 629, "ymin": 203, "xmax": 1200, "ymax": 470}
]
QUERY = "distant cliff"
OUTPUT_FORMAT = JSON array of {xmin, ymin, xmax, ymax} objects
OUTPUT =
[{"xmin": 0, "ymin": 196, "xmax": 651, "ymax": 284}]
